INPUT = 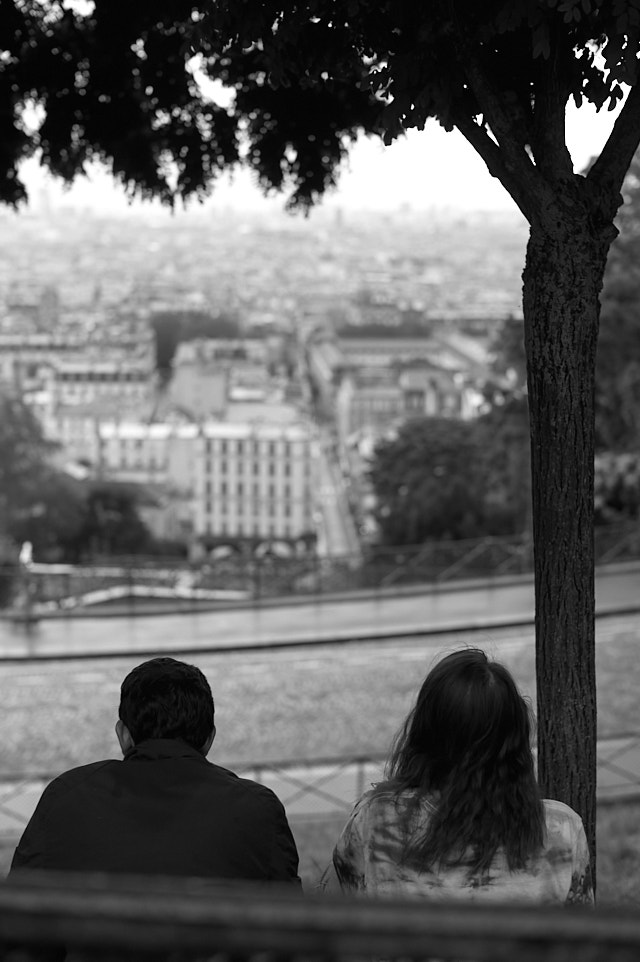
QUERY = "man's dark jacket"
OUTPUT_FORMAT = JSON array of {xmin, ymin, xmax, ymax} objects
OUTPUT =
[{"xmin": 10, "ymin": 739, "xmax": 301, "ymax": 885}]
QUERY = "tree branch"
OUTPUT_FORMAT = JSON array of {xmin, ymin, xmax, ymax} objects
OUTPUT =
[
  {"xmin": 446, "ymin": 2, "xmax": 555, "ymax": 218},
  {"xmin": 453, "ymin": 111, "xmax": 533, "ymax": 221},
  {"xmin": 530, "ymin": 28, "xmax": 574, "ymax": 181},
  {"xmin": 588, "ymin": 80, "xmax": 640, "ymax": 216}
]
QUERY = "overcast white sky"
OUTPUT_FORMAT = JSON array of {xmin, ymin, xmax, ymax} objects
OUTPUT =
[{"xmin": 22, "ymin": 98, "xmax": 622, "ymax": 217}]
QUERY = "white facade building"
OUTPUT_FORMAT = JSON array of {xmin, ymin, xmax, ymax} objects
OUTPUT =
[
  {"xmin": 193, "ymin": 422, "xmax": 313, "ymax": 541},
  {"xmin": 96, "ymin": 419, "xmax": 315, "ymax": 543}
]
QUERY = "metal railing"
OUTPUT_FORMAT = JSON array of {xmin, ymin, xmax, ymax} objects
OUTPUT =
[
  {"xmin": 3, "ymin": 733, "xmax": 640, "ymax": 847},
  {"xmin": 2, "ymin": 522, "xmax": 639, "ymax": 616},
  {"xmin": 1, "ymin": 871, "xmax": 639, "ymax": 961}
]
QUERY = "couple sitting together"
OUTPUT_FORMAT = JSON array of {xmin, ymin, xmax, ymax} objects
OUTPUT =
[{"xmin": 10, "ymin": 650, "xmax": 593, "ymax": 905}]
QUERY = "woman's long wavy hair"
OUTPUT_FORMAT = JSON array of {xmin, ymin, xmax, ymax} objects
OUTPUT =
[{"xmin": 384, "ymin": 648, "xmax": 545, "ymax": 875}]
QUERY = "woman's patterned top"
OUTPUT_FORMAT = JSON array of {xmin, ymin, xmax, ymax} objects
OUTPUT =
[{"xmin": 323, "ymin": 788, "xmax": 593, "ymax": 904}]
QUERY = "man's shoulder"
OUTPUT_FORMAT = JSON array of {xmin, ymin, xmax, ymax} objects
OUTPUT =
[
  {"xmin": 45, "ymin": 759, "xmax": 120, "ymax": 794},
  {"xmin": 207, "ymin": 763, "xmax": 283, "ymax": 806}
]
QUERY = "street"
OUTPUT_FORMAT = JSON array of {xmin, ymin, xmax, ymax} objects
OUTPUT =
[{"xmin": 314, "ymin": 431, "xmax": 361, "ymax": 558}]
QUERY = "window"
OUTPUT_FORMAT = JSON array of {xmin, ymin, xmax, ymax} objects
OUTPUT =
[
  {"xmin": 221, "ymin": 439, "xmax": 227, "ymax": 454},
  {"xmin": 284, "ymin": 462, "xmax": 291, "ymax": 477},
  {"xmin": 268, "ymin": 463, "xmax": 275, "ymax": 477},
  {"xmin": 253, "ymin": 461, "xmax": 260, "ymax": 476},
  {"xmin": 268, "ymin": 441, "xmax": 276, "ymax": 457},
  {"xmin": 221, "ymin": 459, "xmax": 227, "ymax": 474},
  {"xmin": 221, "ymin": 481, "xmax": 227, "ymax": 496},
  {"xmin": 237, "ymin": 481, "xmax": 244, "ymax": 496}
]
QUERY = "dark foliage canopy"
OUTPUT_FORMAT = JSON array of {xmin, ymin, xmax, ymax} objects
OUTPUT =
[
  {"xmin": 0, "ymin": 0, "xmax": 381, "ymax": 208},
  {"xmin": 3, "ymin": 1, "xmax": 640, "ymax": 218},
  {"xmin": 370, "ymin": 417, "xmax": 486, "ymax": 544}
]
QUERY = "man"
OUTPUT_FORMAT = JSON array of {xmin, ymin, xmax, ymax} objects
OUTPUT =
[{"xmin": 10, "ymin": 657, "xmax": 301, "ymax": 885}]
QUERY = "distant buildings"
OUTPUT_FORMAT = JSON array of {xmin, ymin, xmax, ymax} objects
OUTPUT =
[
  {"xmin": 47, "ymin": 358, "xmax": 153, "ymax": 408},
  {"xmin": 97, "ymin": 417, "xmax": 315, "ymax": 546},
  {"xmin": 167, "ymin": 338, "xmax": 273, "ymax": 420},
  {"xmin": 0, "ymin": 322, "xmax": 318, "ymax": 551},
  {"xmin": 0, "ymin": 206, "xmax": 527, "ymax": 558},
  {"xmin": 0, "ymin": 332, "xmax": 86, "ymax": 388},
  {"xmin": 307, "ymin": 327, "xmax": 486, "ymax": 453}
]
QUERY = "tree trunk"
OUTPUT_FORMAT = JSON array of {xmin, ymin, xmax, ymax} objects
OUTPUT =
[{"xmin": 522, "ymin": 203, "xmax": 611, "ymax": 888}]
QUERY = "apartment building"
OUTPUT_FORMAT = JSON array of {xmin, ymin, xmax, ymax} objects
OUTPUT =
[
  {"xmin": 334, "ymin": 362, "xmax": 480, "ymax": 450},
  {"xmin": 97, "ymin": 419, "xmax": 315, "ymax": 544},
  {"xmin": 169, "ymin": 339, "xmax": 273, "ymax": 419},
  {"xmin": 194, "ymin": 422, "xmax": 313, "ymax": 542},
  {"xmin": 0, "ymin": 333, "xmax": 84, "ymax": 388},
  {"xmin": 48, "ymin": 358, "xmax": 154, "ymax": 407}
]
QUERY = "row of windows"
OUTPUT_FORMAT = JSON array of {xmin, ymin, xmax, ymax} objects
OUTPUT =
[
  {"xmin": 204, "ymin": 439, "xmax": 304, "ymax": 457},
  {"xmin": 205, "ymin": 460, "xmax": 305, "ymax": 477},
  {"xmin": 204, "ymin": 501, "xmax": 311, "ymax": 518},
  {"xmin": 101, "ymin": 447, "xmax": 310, "ymax": 469},
  {"xmin": 58, "ymin": 372, "xmax": 148, "ymax": 383},
  {"xmin": 204, "ymin": 501, "xmax": 303, "ymax": 519},
  {"xmin": 104, "ymin": 455, "xmax": 312, "ymax": 484},
  {"xmin": 204, "ymin": 481, "xmax": 298, "ymax": 498}
]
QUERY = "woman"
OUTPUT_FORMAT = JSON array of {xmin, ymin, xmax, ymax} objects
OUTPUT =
[{"xmin": 327, "ymin": 648, "xmax": 593, "ymax": 904}]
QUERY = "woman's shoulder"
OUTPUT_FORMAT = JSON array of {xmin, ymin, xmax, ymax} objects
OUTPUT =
[
  {"xmin": 541, "ymin": 797, "xmax": 584, "ymax": 821},
  {"xmin": 541, "ymin": 798, "xmax": 587, "ymax": 840},
  {"xmin": 354, "ymin": 783, "xmax": 437, "ymax": 817}
]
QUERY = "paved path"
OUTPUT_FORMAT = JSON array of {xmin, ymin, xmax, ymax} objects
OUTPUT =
[{"xmin": 1, "ymin": 562, "xmax": 639, "ymax": 661}]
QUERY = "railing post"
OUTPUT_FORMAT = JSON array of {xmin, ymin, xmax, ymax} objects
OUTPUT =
[{"xmin": 356, "ymin": 758, "xmax": 366, "ymax": 801}]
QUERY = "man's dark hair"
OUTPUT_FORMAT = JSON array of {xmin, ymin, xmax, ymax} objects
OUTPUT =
[{"xmin": 119, "ymin": 657, "xmax": 214, "ymax": 751}]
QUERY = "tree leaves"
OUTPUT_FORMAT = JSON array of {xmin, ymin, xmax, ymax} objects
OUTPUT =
[
  {"xmin": 368, "ymin": 416, "xmax": 522, "ymax": 546},
  {"xmin": 3, "ymin": 0, "xmax": 640, "ymax": 207}
]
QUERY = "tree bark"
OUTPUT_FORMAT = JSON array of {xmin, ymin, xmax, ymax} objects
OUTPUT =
[{"xmin": 522, "ymin": 199, "xmax": 613, "ymax": 888}]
